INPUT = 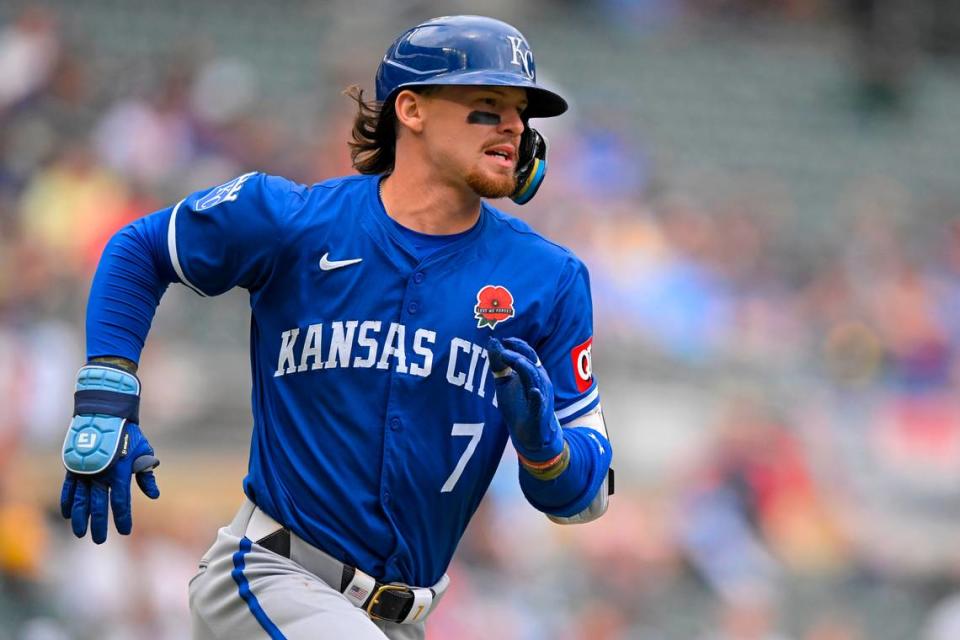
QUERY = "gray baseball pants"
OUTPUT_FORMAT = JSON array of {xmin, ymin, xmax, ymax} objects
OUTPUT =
[{"xmin": 188, "ymin": 500, "xmax": 439, "ymax": 640}]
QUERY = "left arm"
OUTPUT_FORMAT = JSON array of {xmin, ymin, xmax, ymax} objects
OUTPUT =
[
  {"xmin": 487, "ymin": 335, "xmax": 613, "ymax": 524},
  {"xmin": 533, "ymin": 255, "xmax": 613, "ymax": 523},
  {"xmin": 542, "ymin": 406, "xmax": 613, "ymax": 524}
]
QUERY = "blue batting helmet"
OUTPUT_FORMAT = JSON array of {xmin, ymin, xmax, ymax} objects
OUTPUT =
[{"xmin": 375, "ymin": 15, "xmax": 567, "ymax": 119}]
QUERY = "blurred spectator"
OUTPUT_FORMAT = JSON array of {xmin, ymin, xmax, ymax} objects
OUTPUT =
[
  {"xmin": 0, "ymin": 8, "xmax": 60, "ymax": 114},
  {"xmin": 17, "ymin": 144, "xmax": 130, "ymax": 272},
  {"xmin": 681, "ymin": 396, "xmax": 846, "ymax": 584},
  {"xmin": 93, "ymin": 82, "xmax": 195, "ymax": 190}
]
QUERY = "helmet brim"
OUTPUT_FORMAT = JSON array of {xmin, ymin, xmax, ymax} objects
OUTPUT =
[{"xmin": 391, "ymin": 70, "xmax": 568, "ymax": 119}]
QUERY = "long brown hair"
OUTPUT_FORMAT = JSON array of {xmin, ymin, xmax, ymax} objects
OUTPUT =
[
  {"xmin": 344, "ymin": 85, "xmax": 438, "ymax": 175},
  {"xmin": 344, "ymin": 85, "xmax": 396, "ymax": 175}
]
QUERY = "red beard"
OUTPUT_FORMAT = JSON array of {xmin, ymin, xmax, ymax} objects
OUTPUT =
[{"xmin": 465, "ymin": 168, "xmax": 516, "ymax": 199}]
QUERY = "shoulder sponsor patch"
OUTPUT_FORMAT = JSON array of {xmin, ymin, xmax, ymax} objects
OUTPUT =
[
  {"xmin": 474, "ymin": 285, "xmax": 515, "ymax": 329},
  {"xmin": 570, "ymin": 337, "xmax": 593, "ymax": 392}
]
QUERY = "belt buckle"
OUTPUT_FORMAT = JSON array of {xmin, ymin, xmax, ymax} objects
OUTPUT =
[{"xmin": 365, "ymin": 583, "xmax": 408, "ymax": 621}]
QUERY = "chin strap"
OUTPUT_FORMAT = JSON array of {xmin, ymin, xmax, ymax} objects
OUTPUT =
[{"xmin": 511, "ymin": 127, "xmax": 548, "ymax": 205}]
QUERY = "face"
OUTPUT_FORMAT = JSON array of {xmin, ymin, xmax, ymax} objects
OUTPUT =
[{"xmin": 413, "ymin": 86, "xmax": 528, "ymax": 199}]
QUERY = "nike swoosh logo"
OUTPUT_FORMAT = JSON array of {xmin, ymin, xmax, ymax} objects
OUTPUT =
[{"xmin": 319, "ymin": 253, "xmax": 363, "ymax": 271}]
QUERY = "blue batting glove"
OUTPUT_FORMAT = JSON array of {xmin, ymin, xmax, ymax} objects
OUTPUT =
[
  {"xmin": 487, "ymin": 337, "xmax": 564, "ymax": 462},
  {"xmin": 60, "ymin": 364, "xmax": 159, "ymax": 544}
]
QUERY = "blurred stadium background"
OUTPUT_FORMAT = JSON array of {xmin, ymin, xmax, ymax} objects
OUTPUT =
[{"xmin": 3, "ymin": 0, "xmax": 960, "ymax": 638}]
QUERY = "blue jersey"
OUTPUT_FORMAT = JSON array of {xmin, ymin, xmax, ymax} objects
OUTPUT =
[{"xmin": 166, "ymin": 172, "xmax": 600, "ymax": 586}]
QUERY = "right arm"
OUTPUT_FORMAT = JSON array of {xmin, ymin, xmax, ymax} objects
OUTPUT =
[
  {"xmin": 84, "ymin": 207, "xmax": 178, "ymax": 370},
  {"xmin": 62, "ymin": 172, "xmax": 297, "ymax": 543},
  {"xmin": 87, "ymin": 171, "xmax": 295, "ymax": 366}
]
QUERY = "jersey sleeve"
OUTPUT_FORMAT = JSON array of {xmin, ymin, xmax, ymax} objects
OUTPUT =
[
  {"xmin": 167, "ymin": 172, "xmax": 300, "ymax": 296},
  {"xmin": 535, "ymin": 255, "xmax": 600, "ymax": 426}
]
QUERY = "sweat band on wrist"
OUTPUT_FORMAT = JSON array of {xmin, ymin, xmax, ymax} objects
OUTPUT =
[
  {"xmin": 519, "ymin": 441, "xmax": 570, "ymax": 481},
  {"xmin": 89, "ymin": 356, "xmax": 139, "ymax": 373}
]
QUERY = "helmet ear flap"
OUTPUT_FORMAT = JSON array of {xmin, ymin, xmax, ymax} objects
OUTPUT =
[{"xmin": 511, "ymin": 127, "xmax": 548, "ymax": 205}]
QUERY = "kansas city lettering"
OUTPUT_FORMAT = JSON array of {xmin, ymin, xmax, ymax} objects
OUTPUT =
[{"xmin": 274, "ymin": 321, "xmax": 492, "ymax": 403}]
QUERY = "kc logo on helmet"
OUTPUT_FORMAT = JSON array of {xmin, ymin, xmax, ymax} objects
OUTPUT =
[
  {"xmin": 475, "ymin": 285, "xmax": 515, "ymax": 329},
  {"xmin": 570, "ymin": 337, "xmax": 593, "ymax": 392},
  {"xmin": 506, "ymin": 36, "xmax": 535, "ymax": 79}
]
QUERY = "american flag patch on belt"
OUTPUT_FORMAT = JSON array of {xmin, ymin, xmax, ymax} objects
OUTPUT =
[{"xmin": 348, "ymin": 585, "xmax": 369, "ymax": 602}]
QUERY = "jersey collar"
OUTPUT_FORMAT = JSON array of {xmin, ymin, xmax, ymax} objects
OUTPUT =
[{"xmin": 362, "ymin": 175, "xmax": 489, "ymax": 270}]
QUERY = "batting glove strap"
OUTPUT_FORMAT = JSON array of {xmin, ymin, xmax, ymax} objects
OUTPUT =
[
  {"xmin": 63, "ymin": 365, "xmax": 141, "ymax": 474},
  {"xmin": 74, "ymin": 390, "xmax": 140, "ymax": 423}
]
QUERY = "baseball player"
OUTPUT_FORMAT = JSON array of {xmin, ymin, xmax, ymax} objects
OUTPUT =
[{"xmin": 60, "ymin": 15, "xmax": 613, "ymax": 640}]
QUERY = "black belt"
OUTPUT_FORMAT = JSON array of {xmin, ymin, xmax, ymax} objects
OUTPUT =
[{"xmin": 256, "ymin": 528, "xmax": 436, "ymax": 624}]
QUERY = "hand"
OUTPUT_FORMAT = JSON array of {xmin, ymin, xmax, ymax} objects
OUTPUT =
[
  {"xmin": 487, "ymin": 337, "xmax": 564, "ymax": 462},
  {"xmin": 60, "ymin": 365, "xmax": 159, "ymax": 544}
]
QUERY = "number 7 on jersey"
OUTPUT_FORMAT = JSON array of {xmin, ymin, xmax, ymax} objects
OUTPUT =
[{"xmin": 440, "ymin": 423, "xmax": 484, "ymax": 493}]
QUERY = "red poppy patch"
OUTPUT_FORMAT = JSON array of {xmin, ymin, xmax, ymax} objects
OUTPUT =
[{"xmin": 475, "ymin": 285, "xmax": 515, "ymax": 329}]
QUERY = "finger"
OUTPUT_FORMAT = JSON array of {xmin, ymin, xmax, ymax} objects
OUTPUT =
[
  {"xmin": 132, "ymin": 454, "xmax": 159, "ymax": 475},
  {"xmin": 71, "ymin": 480, "xmax": 90, "ymax": 538},
  {"xmin": 501, "ymin": 338, "xmax": 541, "ymax": 366},
  {"xmin": 500, "ymin": 349, "xmax": 541, "ymax": 392},
  {"xmin": 136, "ymin": 470, "xmax": 160, "ymax": 500},
  {"xmin": 486, "ymin": 338, "xmax": 511, "ymax": 374},
  {"xmin": 60, "ymin": 473, "xmax": 77, "ymax": 519},
  {"xmin": 111, "ymin": 476, "xmax": 132, "ymax": 535},
  {"xmin": 90, "ymin": 480, "xmax": 110, "ymax": 544},
  {"xmin": 487, "ymin": 340, "xmax": 529, "ymax": 374},
  {"xmin": 528, "ymin": 387, "xmax": 545, "ymax": 418}
]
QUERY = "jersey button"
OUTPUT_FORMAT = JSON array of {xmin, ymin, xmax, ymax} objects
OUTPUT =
[
  {"xmin": 383, "ymin": 491, "xmax": 391, "ymax": 504},
  {"xmin": 390, "ymin": 417, "xmax": 401, "ymax": 431},
  {"xmin": 413, "ymin": 272, "xmax": 425, "ymax": 284},
  {"xmin": 407, "ymin": 301, "xmax": 419, "ymax": 314}
]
